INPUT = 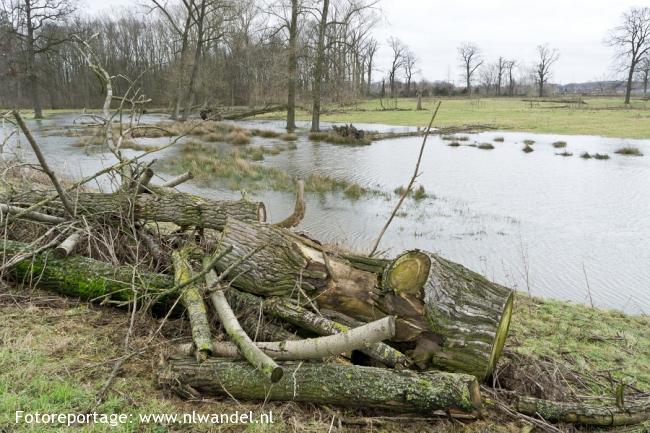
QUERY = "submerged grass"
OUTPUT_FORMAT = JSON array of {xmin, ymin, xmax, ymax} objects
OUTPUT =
[
  {"xmin": 522, "ymin": 144, "xmax": 534, "ymax": 153},
  {"xmin": 478, "ymin": 143, "xmax": 495, "ymax": 150},
  {"xmin": 164, "ymin": 140, "xmax": 374, "ymax": 197},
  {"xmin": 552, "ymin": 140, "xmax": 567, "ymax": 148},
  {"xmin": 614, "ymin": 146, "xmax": 644, "ymax": 156},
  {"xmin": 308, "ymin": 131, "xmax": 371, "ymax": 145}
]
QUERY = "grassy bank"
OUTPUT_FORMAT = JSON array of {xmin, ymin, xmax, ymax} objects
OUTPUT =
[
  {"xmin": 1, "ymin": 285, "xmax": 648, "ymax": 432},
  {"xmin": 262, "ymin": 97, "xmax": 650, "ymax": 139}
]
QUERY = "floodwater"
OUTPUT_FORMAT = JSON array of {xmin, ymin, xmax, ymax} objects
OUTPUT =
[{"xmin": 2, "ymin": 113, "xmax": 649, "ymax": 314}]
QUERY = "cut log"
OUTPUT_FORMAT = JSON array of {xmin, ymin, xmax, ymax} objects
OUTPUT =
[
  {"xmin": 54, "ymin": 232, "xmax": 82, "ymax": 258},
  {"xmin": 0, "ymin": 203, "xmax": 66, "ymax": 224},
  {"xmin": 172, "ymin": 248, "xmax": 212, "ymax": 361},
  {"xmin": 161, "ymin": 171, "xmax": 193, "ymax": 188},
  {"xmin": 517, "ymin": 396, "xmax": 650, "ymax": 426},
  {"xmin": 383, "ymin": 250, "xmax": 514, "ymax": 381},
  {"xmin": 157, "ymin": 355, "xmax": 482, "ymax": 415},
  {"xmin": 176, "ymin": 316, "xmax": 395, "ymax": 360},
  {"xmin": 1, "ymin": 188, "xmax": 266, "ymax": 231}
]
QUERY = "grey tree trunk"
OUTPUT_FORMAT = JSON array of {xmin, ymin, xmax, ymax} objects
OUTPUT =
[
  {"xmin": 310, "ymin": 0, "xmax": 329, "ymax": 132},
  {"xmin": 25, "ymin": 3, "xmax": 42, "ymax": 119},
  {"xmin": 157, "ymin": 356, "xmax": 482, "ymax": 414},
  {"xmin": 625, "ymin": 64, "xmax": 635, "ymax": 104},
  {"xmin": 181, "ymin": 0, "xmax": 207, "ymax": 121},
  {"xmin": 286, "ymin": 0, "xmax": 299, "ymax": 132},
  {"xmin": 172, "ymin": 14, "xmax": 192, "ymax": 120}
]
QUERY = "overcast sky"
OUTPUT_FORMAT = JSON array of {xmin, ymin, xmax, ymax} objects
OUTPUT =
[{"xmin": 84, "ymin": 0, "xmax": 639, "ymax": 84}]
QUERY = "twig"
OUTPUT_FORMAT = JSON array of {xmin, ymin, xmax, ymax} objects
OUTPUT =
[
  {"xmin": 161, "ymin": 171, "xmax": 193, "ymax": 188},
  {"xmin": 368, "ymin": 101, "xmax": 441, "ymax": 256},
  {"xmin": 12, "ymin": 111, "xmax": 75, "ymax": 218},
  {"xmin": 582, "ymin": 264, "xmax": 594, "ymax": 308}
]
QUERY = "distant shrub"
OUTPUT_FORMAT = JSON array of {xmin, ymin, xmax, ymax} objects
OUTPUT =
[
  {"xmin": 226, "ymin": 131, "xmax": 251, "ymax": 145},
  {"xmin": 614, "ymin": 146, "xmax": 643, "ymax": 156},
  {"xmin": 280, "ymin": 133, "xmax": 298, "ymax": 142},
  {"xmin": 413, "ymin": 185, "xmax": 427, "ymax": 200},
  {"xmin": 580, "ymin": 152, "xmax": 592, "ymax": 159},
  {"xmin": 594, "ymin": 153, "xmax": 610, "ymax": 160},
  {"xmin": 556, "ymin": 151, "xmax": 573, "ymax": 157},
  {"xmin": 448, "ymin": 141, "xmax": 461, "ymax": 147},
  {"xmin": 493, "ymin": 136, "xmax": 505, "ymax": 142},
  {"xmin": 552, "ymin": 141, "xmax": 567, "ymax": 148},
  {"xmin": 478, "ymin": 143, "xmax": 494, "ymax": 150}
]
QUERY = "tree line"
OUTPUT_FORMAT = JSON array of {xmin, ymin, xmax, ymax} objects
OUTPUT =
[
  {"xmin": 0, "ymin": 0, "xmax": 379, "ymax": 129},
  {"xmin": 1, "ymin": 0, "xmax": 649, "ymax": 128}
]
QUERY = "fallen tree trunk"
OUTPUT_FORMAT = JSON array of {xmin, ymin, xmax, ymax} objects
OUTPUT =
[
  {"xmin": 157, "ymin": 355, "xmax": 482, "ymax": 415},
  {"xmin": 517, "ymin": 396, "xmax": 650, "ymax": 426},
  {"xmin": 1, "ymin": 188, "xmax": 266, "ymax": 231}
]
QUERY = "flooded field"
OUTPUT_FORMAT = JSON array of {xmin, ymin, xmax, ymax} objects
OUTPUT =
[{"xmin": 3, "ymin": 114, "xmax": 649, "ymax": 314}]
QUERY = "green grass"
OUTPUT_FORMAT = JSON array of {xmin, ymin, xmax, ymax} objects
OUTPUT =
[
  {"xmin": 1, "ymin": 288, "xmax": 647, "ymax": 432},
  {"xmin": 260, "ymin": 97, "xmax": 650, "ymax": 139},
  {"xmin": 511, "ymin": 295, "xmax": 650, "ymax": 395},
  {"xmin": 614, "ymin": 146, "xmax": 644, "ymax": 156}
]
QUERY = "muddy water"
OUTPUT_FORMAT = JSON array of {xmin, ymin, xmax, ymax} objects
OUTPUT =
[{"xmin": 2, "ymin": 114, "xmax": 649, "ymax": 314}]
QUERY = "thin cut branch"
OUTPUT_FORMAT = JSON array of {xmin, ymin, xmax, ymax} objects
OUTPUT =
[
  {"xmin": 0, "ymin": 203, "xmax": 66, "ymax": 224},
  {"xmin": 369, "ymin": 101, "xmax": 441, "ymax": 256},
  {"xmin": 55, "ymin": 231, "xmax": 82, "ymax": 258},
  {"xmin": 176, "ymin": 316, "xmax": 395, "ymax": 360},
  {"xmin": 275, "ymin": 178, "xmax": 305, "ymax": 228},
  {"xmin": 203, "ymin": 257, "xmax": 283, "ymax": 383},
  {"xmin": 12, "ymin": 110, "xmax": 75, "ymax": 218},
  {"xmin": 161, "ymin": 171, "xmax": 194, "ymax": 188}
]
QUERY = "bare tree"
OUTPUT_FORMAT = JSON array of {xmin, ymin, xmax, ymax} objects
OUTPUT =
[
  {"xmin": 387, "ymin": 36, "xmax": 405, "ymax": 98},
  {"xmin": 403, "ymin": 50, "xmax": 417, "ymax": 97},
  {"xmin": 479, "ymin": 63, "xmax": 496, "ymax": 95},
  {"xmin": 607, "ymin": 7, "xmax": 650, "ymax": 104},
  {"xmin": 365, "ymin": 38, "xmax": 377, "ymax": 95},
  {"xmin": 535, "ymin": 44, "xmax": 559, "ymax": 97},
  {"xmin": 458, "ymin": 42, "xmax": 482, "ymax": 95},
  {"xmin": 505, "ymin": 59, "xmax": 516, "ymax": 96},
  {"xmin": 495, "ymin": 56, "xmax": 506, "ymax": 96},
  {"xmin": 2, "ymin": 0, "xmax": 76, "ymax": 118},
  {"xmin": 637, "ymin": 56, "xmax": 650, "ymax": 95}
]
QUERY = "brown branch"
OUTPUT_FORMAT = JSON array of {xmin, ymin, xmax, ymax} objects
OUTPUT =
[
  {"xmin": 275, "ymin": 178, "xmax": 305, "ymax": 228},
  {"xmin": 12, "ymin": 111, "xmax": 75, "ymax": 218},
  {"xmin": 368, "ymin": 101, "xmax": 441, "ymax": 256}
]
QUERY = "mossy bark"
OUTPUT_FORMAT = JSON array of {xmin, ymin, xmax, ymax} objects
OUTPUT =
[
  {"xmin": 517, "ymin": 396, "xmax": 650, "ymax": 426},
  {"xmin": 2, "ymin": 239, "xmax": 172, "ymax": 302},
  {"xmin": 158, "ymin": 355, "xmax": 482, "ymax": 415},
  {"xmin": 172, "ymin": 248, "xmax": 212, "ymax": 360},
  {"xmin": 1, "ymin": 188, "xmax": 265, "ymax": 230}
]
